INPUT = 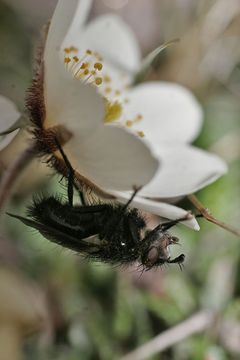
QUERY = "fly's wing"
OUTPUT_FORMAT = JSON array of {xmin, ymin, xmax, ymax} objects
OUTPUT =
[{"xmin": 7, "ymin": 213, "xmax": 100, "ymax": 254}]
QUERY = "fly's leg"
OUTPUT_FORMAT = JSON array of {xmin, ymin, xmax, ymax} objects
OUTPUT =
[
  {"xmin": 121, "ymin": 186, "xmax": 142, "ymax": 213},
  {"xmin": 167, "ymin": 254, "xmax": 185, "ymax": 270},
  {"xmin": 54, "ymin": 138, "xmax": 86, "ymax": 206},
  {"xmin": 156, "ymin": 212, "xmax": 193, "ymax": 232}
]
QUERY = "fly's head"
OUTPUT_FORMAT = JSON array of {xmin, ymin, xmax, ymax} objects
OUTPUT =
[{"xmin": 141, "ymin": 228, "xmax": 185, "ymax": 270}]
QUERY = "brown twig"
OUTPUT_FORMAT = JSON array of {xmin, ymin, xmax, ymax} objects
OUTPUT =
[
  {"xmin": 0, "ymin": 142, "xmax": 37, "ymax": 211},
  {"xmin": 188, "ymin": 194, "xmax": 240, "ymax": 237},
  {"xmin": 120, "ymin": 310, "xmax": 214, "ymax": 360}
]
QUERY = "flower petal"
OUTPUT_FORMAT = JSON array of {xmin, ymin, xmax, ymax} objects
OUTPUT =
[
  {"xmin": 45, "ymin": 0, "xmax": 93, "ymax": 62},
  {"xmin": 44, "ymin": 1, "xmax": 105, "ymax": 134},
  {"xmin": 45, "ymin": 76, "xmax": 105, "ymax": 136},
  {"xmin": 66, "ymin": 124, "xmax": 159, "ymax": 190},
  {"xmin": 45, "ymin": 0, "xmax": 80, "ymax": 70},
  {"xmin": 44, "ymin": 0, "xmax": 82, "ymax": 112},
  {"xmin": 111, "ymin": 191, "xmax": 200, "ymax": 230},
  {"xmin": 64, "ymin": 0, "xmax": 93, "ymax": 32},
  {"xmin": 123, "ymin": 82, "xmax": 203, "ymax": 143},
  {"xmin": 140, "ymin": 143, "xmax": 227, "ymax": 198},
  {"xmin": 63, "ymin": 14, "xmax": 141, "ymax": 74},
  {"xmin": 0, "ymin": 96, "xmax": 20, "ymax": 150}
]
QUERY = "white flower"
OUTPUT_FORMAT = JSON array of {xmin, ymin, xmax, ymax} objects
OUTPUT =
[
  {"xmin": 43, "ymin": 0, "xmax": 226, "ymax": 229},
  {"xmin": 0, "ymin": 0, "xmax": 227, "ymax": 231},
  {"xmin": 40, "ymin": 0, "xmax": 160, "ymax": 194},
  {"xmin": 1, "ymin": 2, "xmax": 159, "ymax": 196}
]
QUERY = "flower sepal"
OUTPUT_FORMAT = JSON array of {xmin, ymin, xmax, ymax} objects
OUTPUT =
[{"xmin": 133, "ymin": 39, "xmax": 179, "ymax": 85}]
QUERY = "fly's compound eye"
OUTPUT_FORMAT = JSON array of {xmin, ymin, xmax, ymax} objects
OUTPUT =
[{"xmin": 142, "ymin": 246, "xmax": 160, "ymax": 268}]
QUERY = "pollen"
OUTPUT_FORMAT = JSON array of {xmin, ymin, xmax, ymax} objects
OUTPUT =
[
  {"xmin": 64, "ymin": 57, "xmax": 71, "ymax": 64},
  {"xmin": 86, "ymin": 49, "xmax": 92, "ymax": 55},
  {"xmin": 95, "ymin": 77, "xmax": 103, "ymax": 86},
  {"xmin": 103, "ymin": 75, "xmax": 111, "ymax": 83},
  {"xmin": 94, "ymin": 52, "xmax": 103, "ymax": 61},
  {"xmin": 137, "ymin": 131, "xmax": 145, "ymax": 138},
  {"xmin": 83, "ymin": 69, "xmax": 90, "ymax": 75},
  {"xmin": 69, "ymin": 46, "xmax": 78, "ymax": 53},
  {"xmin": 94, "ymin": 62, "xmax": 103, "ymax": 71},
  {"xmin": 80, "ymin": 62, "xmax": 89, "ymax": 69},
  {"xmin": 64, "ymin": 47, "xmax": 71, "ymax": 54},
  {"xmin": 73, "ymin": 56, "xmax": 79, "ymax": 62},
  {"xmin": 125, "ymin": 120, "xmax": 133, "ymax": 127},
  {"xmin": 105, "ymin": 87, "xmax": 112, "ymax": 94},
  {"xmin": 104, "ymin": 101, "xmax": 122, "ymax": 123}
]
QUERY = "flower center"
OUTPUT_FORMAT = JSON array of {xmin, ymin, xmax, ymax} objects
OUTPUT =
[
  {"xmin": 104, "ymin": 101, "xmax": 122, "ymax": 123},
  {"xmin": 63, "ymin": 46, "xmax": 144, "ymax": 137}
]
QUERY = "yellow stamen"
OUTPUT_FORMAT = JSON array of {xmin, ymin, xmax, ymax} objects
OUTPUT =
[
  {"xmin": 95, "ymin": 77, "xmax": 103, "ymax": 86},
  {"xmin": 63, "ymin": 47, "xmax": 105, "ymax": 88},
  {"xmin": 69, "ymin": 46, "xmax": 78, "ymax": 53},
  {"xmin": 64, "ymin": 57, "xmax": 71, "ymax": 64},
  {"xmin": 105, "ymin": 87, "xmax": 112, "ymax": 94},
  {"xmin": 125, "ymin": 120, "xmax": 133, "ymax": 127},
  {"xmin": 104, "ymin": 101, "xmax": 122, "ymax": 123},
  {"xmin": 94, "ymin": 52, "xmax": 103, "ymax": 61},
  {"xmin": 94, "ymin": 62, "xmax": 103, "ymax": 71},
  {"xmin": 80, "ymin": 62, "xmax": 89, "ymax": 69},
  {"xmin": 103, "ymin": 75, "xmax": 111, "ymax": 83},
  {"xmin": 137, "ymin": 131, "xmax": 145, "ymax": 138},
  {"xmin": 83, "ymin": 73, "xmax": 94, "ymax": 84}
]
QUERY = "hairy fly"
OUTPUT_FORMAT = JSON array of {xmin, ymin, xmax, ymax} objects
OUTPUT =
[{"xmin": 7, "ymin": 139, "xmax": 188, "ymax": 270}]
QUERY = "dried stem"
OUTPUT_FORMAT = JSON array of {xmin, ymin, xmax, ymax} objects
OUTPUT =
[
  {"xmin": 0, "ymin": 142, "xmax": 37, "ymax": 211},
  {"xmin": 188, "ymin": 194, "xmax": 240, "ymax": 237},
  {"xmin": 120, "ymin": 310, "xmax": 214, "ymax": 360}
]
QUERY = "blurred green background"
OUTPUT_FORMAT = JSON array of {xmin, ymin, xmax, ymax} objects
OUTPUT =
[{"xmin": 0, "ymin": 0, "xmax": 239, "ymax": 359}]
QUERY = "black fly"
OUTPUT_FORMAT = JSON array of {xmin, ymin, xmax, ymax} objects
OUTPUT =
[{"xmin": 7, "ymin": 139, "xmax": 189, "ymax": 270}]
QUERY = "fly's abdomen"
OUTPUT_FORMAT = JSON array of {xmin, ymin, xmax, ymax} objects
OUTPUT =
[{"xmin": 28, "ymin": 196, "xmax": 102, "ymax": 239}]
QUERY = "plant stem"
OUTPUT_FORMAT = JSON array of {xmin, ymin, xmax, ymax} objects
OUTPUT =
[
  {"xmin": 0, "ymin": 143, "xmax": 36, "ymax": 211},
  {"xmin": 120, "ymin": 310, "xmax": 214, "ymax": 360},
  {"xmin": 188, "ymin": 194, "xmax": 240, "ymax": 237}
]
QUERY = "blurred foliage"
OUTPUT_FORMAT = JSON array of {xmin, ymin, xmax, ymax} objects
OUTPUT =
[{"xmin": 0, "ymin": 0, "xmax": 240, "ymax": 359}]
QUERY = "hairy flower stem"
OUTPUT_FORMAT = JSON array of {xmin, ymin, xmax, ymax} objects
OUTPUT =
[
  {"xmin": 188, "ymin": 194, "xmax": 240, "ymax": 237},
  {"xmin": 0, "ymin": 143, "xmax": 37, "ymax": 211}
]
